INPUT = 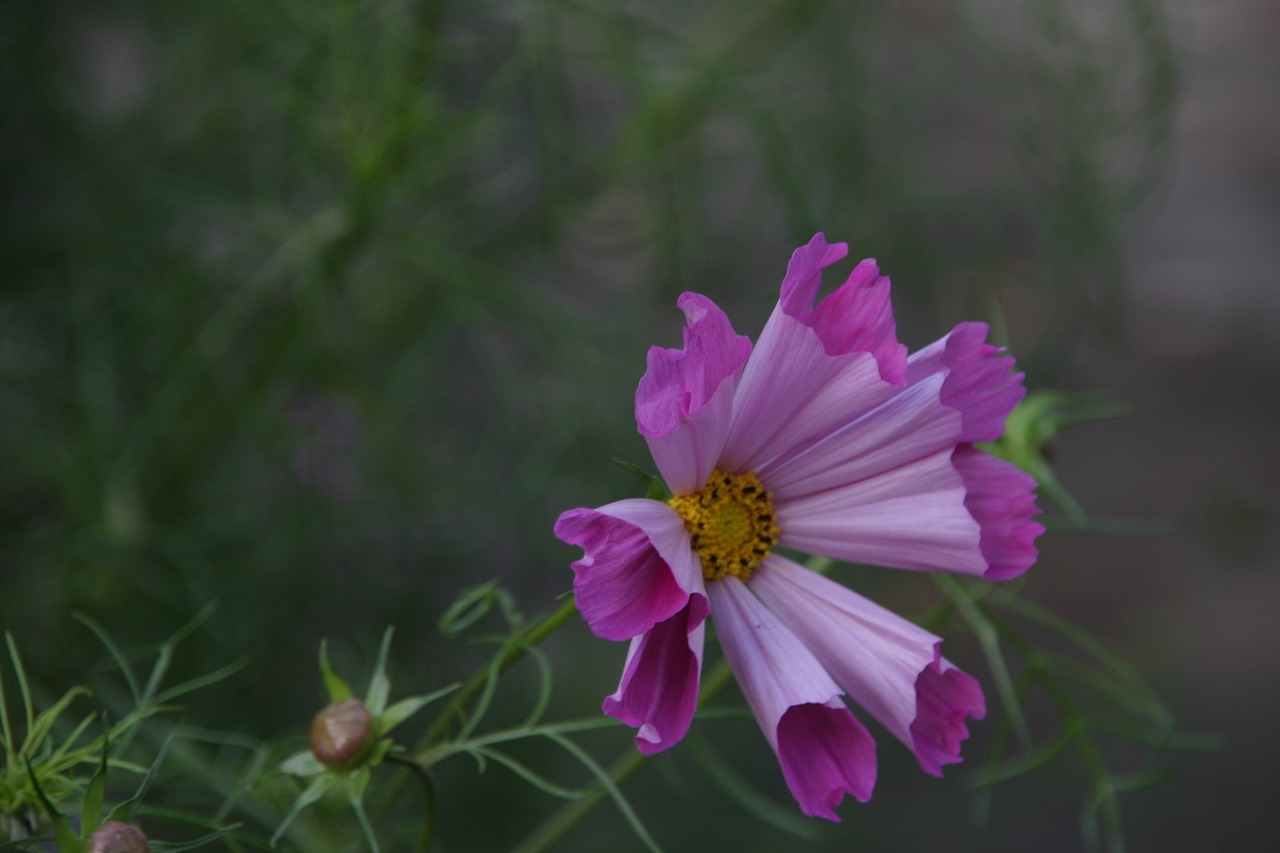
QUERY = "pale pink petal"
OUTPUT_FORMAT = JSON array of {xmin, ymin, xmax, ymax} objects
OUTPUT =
[
  {"xmin": 708, "ymin": 577, "xmax": 875, "ymax": 817},
  {"xmin": 751, "ymin": 558, "xmax": 984, "ymax": 774},
  {"xmin": 910, "ymin": 657, "xmax": 986, "ymax": 776},
  {"xmin": 721, "ymin": 312, "xmax": 891, "ymax": 474},
  {"xmin": 554, "ymin": 499, "xmax": 702, "ymax": 641},
  {"xmin": 776, "ymin": 447, "xmax": 988, "ymax": 575},
  {"xmin": 760, "ymin": 373, "xmax": 961, "ymax": 501},
  {"xmin": 636, "ymin": 293, "xmax": 751, "ymax": 494},
  {"xmin": 954, "ymin": 446, "xmax": 1044, "ymax": 580},
  {"xmin": 906, "ymin": 322, "xmax": 1025, "ymax": 443},
  {"xmin": 721, "ymin": 235, "xmax": 909, "ymax": 473},
  {"xmin": 778, "ymin": 233, "xmax": 907, "ymax": 383},
  {"xmin": 603, "ymin": 598, "xmax": 709, "ymax": 755}
]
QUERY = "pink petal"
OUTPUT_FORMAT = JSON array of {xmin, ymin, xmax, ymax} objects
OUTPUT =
[
  {"xmin": 776, "ymin": 447, "xmax": 988, "ymax": 575},
  {"xmin": 708, "ymin": 577, "xmax": 876, "ymax": 817},
  {"xmin": 720, "ymin": 235, "xmax": 909, "ymax": 473},
  {"xmin": 778, "ymin": 233, "xmax": 907, "ymax": 383},
  {"xmin": 906, "ymin": 322, "xmax": 1025, "ymax": 443},
  {"xmin": 760, "ymin": 372, "xmax": 961, "ymax": 500},
  {"xmin": 910, "ymin": 656, "xmax": 986, "ymax": 776},
  {"xmin": 777, "ymin": 702, "xmax": 877, "ymax": 819},
  {"xmin": 603, "ymin": 598, "xmax": 709, "ymax": 755},
  {"xmin": 953, "ymin": 446, "xmax": 1044, "ymax": 580},
  {"xmin": 751, "ymin": 558, "xmax": 984, "ymax": 774},
  {"xmin": 554, "ymin": 499, "xmax": 702, "ymax": 641},
  {"xmin": 636, "ymin": 293, "xmax": 751, "ymax": 494}
]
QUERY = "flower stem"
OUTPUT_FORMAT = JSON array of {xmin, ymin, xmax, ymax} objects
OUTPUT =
[
  {"xmin": 416, "ymin": 595, "xmax": 579, "ymax": 752},
  {"xmin": 512, "ymin": 656, "xmax": 736, "ymax": 853}
]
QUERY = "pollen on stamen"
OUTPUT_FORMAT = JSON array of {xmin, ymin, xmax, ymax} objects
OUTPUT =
[{"xmin": 668, "ymin": 469, "xmax": 780, "ymax": 582}]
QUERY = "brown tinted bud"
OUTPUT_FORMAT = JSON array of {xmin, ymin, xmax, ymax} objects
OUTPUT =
[
  {"xmin": 309, "ymin": 698, "xmax": 374, "ymax": 769},
  {"xmin": 87, "ymin": 821, "xmax": 150, "ymax": 853}
]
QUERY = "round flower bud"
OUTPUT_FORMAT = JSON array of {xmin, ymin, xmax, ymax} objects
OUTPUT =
[
  {"xmin": 309, "ymin": 697, "xmax": 374, "ymax": 769},
  {"xmin": 87, "ymin": 821, "xmax": 150, "ymax": 853}
]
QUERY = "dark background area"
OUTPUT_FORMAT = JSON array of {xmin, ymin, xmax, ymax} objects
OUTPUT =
[{"xmin": 2, "ymin": 1, "xmax": 1276, "ymax": 850}]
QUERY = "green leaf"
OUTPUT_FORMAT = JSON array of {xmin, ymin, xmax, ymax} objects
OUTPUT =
[
  {"xmin": 319, "ymin": 640, "xmax": 355, "ymax": 703},
  {"xmin": 150, "ymin": 824, "xmax": 243, "ymax": 853},
  {"xmin": 82, "ymin": 717, "xmax": 110, "ymax": 830}
]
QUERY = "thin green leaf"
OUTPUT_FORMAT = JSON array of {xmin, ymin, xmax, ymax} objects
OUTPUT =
[
  {"xmin": 686, "ymin": 736, "xmax": 820, "ymax": 839},
  {"xmin": 935, "ymin": 575, "xmax": 1033, "ymax": 751},
  {"xmin": 150, "ymin": 824, "xmax": 243, "ymax": 853},
  {"xmin": 541, "ymin": 731, "xmax": 662, "ymax": 853},
  {"xmin": 108, "ymin": 735, "xmax": 174, "ymax": 823},
  {"xmin": 6, "ymin": 633, "xmax": 35, "ymax": 752},
  {"xmin": 82, "ymin": 717, "xmax": 110, "ymax": 830},
  {"xmin": 968, "ymin": 722, "xmax": 1078, "ymax": 788},
  {"xmin": 150, "ymin": 659, "xmax": 246, "ymax": 706},
  {"xmin": 461, "ymin": 745, "xmax": 582, "ymax": 799},
  {"xmin": 24, "ymin": 686, "xmax": 92, "ymax": 757},
  {"xmin": 73, "ymin": 613, "xmax": 142, "ymax": 705},
  {"xmin": 24, "ymin": 758, "xmax": 80, "ymax": 851}
]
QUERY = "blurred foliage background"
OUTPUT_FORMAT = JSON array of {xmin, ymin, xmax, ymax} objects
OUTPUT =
[{"xmin": 5, "ymin": 0, "xmax": 1276, "ymax": 850}]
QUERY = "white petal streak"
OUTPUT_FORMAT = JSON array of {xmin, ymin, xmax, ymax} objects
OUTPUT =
[{"xmin": 707, "ymin": 577, "xmax": 842, "ymax": 750}]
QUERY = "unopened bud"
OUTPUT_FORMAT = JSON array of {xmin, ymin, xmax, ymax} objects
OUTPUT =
[
  {"xmin": 87, "ymin": 821, "xmax": 150, "ymax": 853},
  {"xmin": 309, "ymin": 698, "xmax": 374, "ymax": 769}
]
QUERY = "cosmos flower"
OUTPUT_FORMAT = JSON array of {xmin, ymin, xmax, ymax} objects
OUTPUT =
[{"xmin": 555, "ymin": 233, "xmax": 1043, "ymax": 819}]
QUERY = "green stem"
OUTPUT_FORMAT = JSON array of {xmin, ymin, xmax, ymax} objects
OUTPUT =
[
  {"xmin": 384, "ymin": 755, "xmax": 437, "ymax": 853},
  {"xmin": 416, "ymin": 596, "xmax": 579, "ymax": 752},
  {"xmin": 512, "ymin": 657, "xmax": 736, "ymax": 853}
]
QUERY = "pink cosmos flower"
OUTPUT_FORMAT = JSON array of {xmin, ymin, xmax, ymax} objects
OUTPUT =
[{"xmin": 555, "ymin": 233, "xmax": 1043, "ymax": 820}]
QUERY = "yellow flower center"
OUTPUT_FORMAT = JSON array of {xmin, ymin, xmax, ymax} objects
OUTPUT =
[{"xmin": 668, "ymin": 469, "xmax": 780, "ymax": 582}]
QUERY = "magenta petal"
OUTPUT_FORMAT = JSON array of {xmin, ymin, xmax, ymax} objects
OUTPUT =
[
  {"xmin": 603, "ymin": 597, "xmax": 708, "ymax": 755},
  {"xmin": 906, "ymin": 322, "xmax": 1025, "ymax": 443},
  {"xmin": 910, "ymin": 656, "xmax": 986, "ymax": 776},
  {"xmin": 708, "ymin": 577, "xmax": 875, "ymax": 818},
  {"xmin": 554, "ymin": 500, "xmax": 701, "ymax": 641},
  {"xmin": 953, "ymin": 446, "xmax": 1044, "ymax": 580},
  {"xmin": 778, "ymin": 702, "xmax": 876, "ymax": 819},
  {"xmin": 751, "ymin": 559, "xmax": 985, "ymax": 777},
  {"xmin": 778, "ymin": 234, "xmax": 907, "ymax": 384},
  {"xmin": 636, "ymin": 292, "xmax": 751, "ymax": 494}
]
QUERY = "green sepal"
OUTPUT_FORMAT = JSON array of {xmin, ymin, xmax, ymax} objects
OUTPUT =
[
  {"xmin": 612, "ymin": 458, "xmax": 671, "ymax": 501},
  {"xmin": 319, "ymin": 640, "xmax": 355, "ymax": 703},
  {"xmin": 365, "ymin": 627, "xmax": 395, "ymax": 717},
  {"xmin": 280, "ymin": 748, "xmax": 325, "ymax": 777}
]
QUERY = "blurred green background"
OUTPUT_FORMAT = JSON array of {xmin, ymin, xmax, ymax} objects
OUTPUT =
[{"xmin": 3, "ymin": 0, "xmax": 1278, "ymax": 850}]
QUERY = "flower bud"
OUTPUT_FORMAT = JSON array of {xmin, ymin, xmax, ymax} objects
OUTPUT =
[
  {"xmin": 87, "ymin": 821, "xmax": 150, "ymax": 853},
  {"xmin": 309, "ymin": 697, "xmax": 374, "ymax": 769}
]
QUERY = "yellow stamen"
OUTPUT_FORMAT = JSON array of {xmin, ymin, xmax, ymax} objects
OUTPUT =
[{"xmin": 668, "ymin": 469, "xmax": 780, "ymax": 582}]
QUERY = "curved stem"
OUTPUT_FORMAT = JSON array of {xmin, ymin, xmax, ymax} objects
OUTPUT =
[
  {"xmin": 512, "ymin": 656, "xmax": 736, "ymax": 853},
  {"xmin": 415, "ymin": 596, "xmax": 579, "ymax": 752},
  {"xmin": 384, "ymin": 755, "xmax": 437, "ymax": 853}
]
